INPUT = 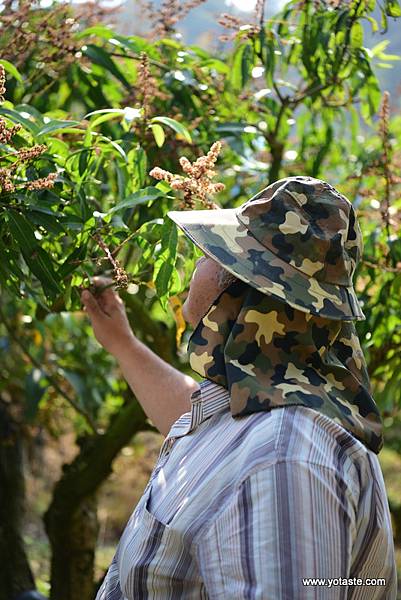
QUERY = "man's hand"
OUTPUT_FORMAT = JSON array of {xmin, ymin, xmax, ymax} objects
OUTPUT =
[
  {"xmin": 81, "ymin": 276, "xmax": 135, "ymax": 357},
  {"xmin": 81, "ymin": 276, "xmax": 197, "ymax": 436}
]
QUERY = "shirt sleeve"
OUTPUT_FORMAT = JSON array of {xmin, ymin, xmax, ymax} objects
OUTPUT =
[{"xmin": 194, "ymin": 461, "xmax": 358, "ymax": 600}]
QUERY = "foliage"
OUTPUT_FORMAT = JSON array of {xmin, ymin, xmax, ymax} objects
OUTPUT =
[
  {"xmin": 1, "ymin": 0, "xmax": 401, "ymax": 596},
  {"xmin": 1, "ymin": 0, "xmax": 401, "ymax": 419}
]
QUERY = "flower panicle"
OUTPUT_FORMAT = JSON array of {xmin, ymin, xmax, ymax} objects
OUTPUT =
[
  {"xmin": 140, "ymin": 0, "xmax": 207, "ymax": 39},
  {"xmin": 0, "ymin": 167, "xmax": 14, "ymax": 192},
  {"xmin": 123, "ymin": 51, "xmax": 170, "ymax": 119},
  {"xmin": 13, "ymin": 144, "xmax": 47, "ymax": 165},
  {"xmin": 0, "ymin": 121, "xmax": 22, "ymax": 145},
  {"xmin": 0, "ymin": 0, "xmax": 110, "ymax": 74},
  {"xmin": 0, "ymin": 67, "xmax": 58, "ymax": 194},
  {"xmin": 378, "ymin": 90, "xmax": 390, "ymax": 141},
  {"xmin": 149, "ymin": 140, "xmax": 225, "ymax": 209},
  {"xmin": 217, "ymin": 10, "xmax": 261, "ymax": 43},
  {"xmin": 26, "ymin": 172, "xmax": 57, "ymax": 191}
]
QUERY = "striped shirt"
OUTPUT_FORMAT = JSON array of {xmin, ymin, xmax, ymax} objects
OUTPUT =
[{"xmin": 96, "ymin": 379, "xmax": 397, "ymax": 600}]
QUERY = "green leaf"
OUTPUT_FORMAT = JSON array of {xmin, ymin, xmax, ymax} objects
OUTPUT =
[
  {"xmin": 376, "ymin": 62, "xmax": 394, "ymax": 69},
  {"xmin": 110, "ymin": 139, "xmax": 128, "ymax": 161},
  {"xmin": 37, "ymin": 119, "xmax": 81, "ymax": 136},
  {"xmin": 7, "ymin": 211, "xmax": 61, "ymax": 297},
  {"xmin": 84, "ymin": 108, "xmax": 125, "ymax": 118},
  {"xmin": 363, "ymin": 15, "xmax": 379, "ymax": 33},
  {"xmin": 79, "ymin": 148, "xmax": 90, "ymax": 176},
  {"xmin": 350, "ymin": 22, "xmax": 364, "ymax": 47},
  {"xmin": 0, "ymin": 59, "xmax": 23, "ymax": 82},
  {"xmin": 59, "ymin": 245, "xmax": 88, "ymax": 279},
  {"xmin": 83, "ymin": 44, "xmax": 131, "ymax": 89},
  {"xmin": 26, "ymin": 208, "xmax": 65, "ymax": 235},
  {"xmin": 84, "ymin": 108, "xmax": 128, "ymax": 130},
  {"xmin": 14, "ymin": 104, "xmax": 45, "ymax": 123},
  {"xmin": 89, "ymin": 112, "xmax": 125, "ymax": 128},
  {"xmin": 8, "ymin": 210, "xmax": 37, "ymax": 253},
  {"xmin": 198, "ymin": 57, "xmax": 230, "ymax": 74},
  {"xmin": 108, "ymin": 187, "xmax": 165, "ymax": 214},
  {"xmin": 151, "ymin": 116, "xmax": 192, "ymax": 143},
  {"xmin": 385, "ymin": 0, "xmax": 401, "ymax": 17},
  {"xmin": 155, "ymin": 262, "xmax": 174, "ymax": 309},
  {"xmin": 76, "ymin": 25, "xmax": 115, "ymax": 40},
  {"xmin": 26, "ymin": 248, "xmax": 62, "ymax": 297},
  {"xmin": 241, "ymin": 42, "xmax": 254, "ymax": 88},
  {"xmin": 231, "ymin": 41, "xmax": 254, "ymax": 91},
  {"xmin": 107, "ymin": 34, "xmax": 154, "ymax": 56},
  {"xmin": 128, "ymin": 146, "xmax": 147, "ymax": 190},
  {"xmin": 0, "ymin": 107, "xmax": 39, "ymax": 134},
  {"xmin": 154, "ymin": 219, "xmax": 178, "ymax": 306},
  {"xmin": 151, "ymin": 123, "xmax": 165, "ymax": 147},
  {"xmin": 216, "ymin": 122, "xmax": 253, "ymax": 134}
]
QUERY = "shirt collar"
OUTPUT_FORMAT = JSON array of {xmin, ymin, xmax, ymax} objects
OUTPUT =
[{"xmin": 166, "ymin": 379, "xmax": 230, "ymax": 440}]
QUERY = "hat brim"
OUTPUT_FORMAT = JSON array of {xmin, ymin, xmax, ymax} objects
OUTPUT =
[{"xmin": 167, "ymin": 208, "xmax": 365, "ymax": 321}]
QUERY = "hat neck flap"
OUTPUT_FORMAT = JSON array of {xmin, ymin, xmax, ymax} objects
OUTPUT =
[{"xmin": 187, "ymin": 279, "xmax": 383, "ymax": 453}]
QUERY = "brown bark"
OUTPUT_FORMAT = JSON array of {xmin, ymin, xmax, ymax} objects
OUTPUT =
[
  {"xmin": 44, "ymin": 292, "xmax": 178, "ymax": 600},
  {"xmin": 44, "ymin": 396, "xmax": 153, "ymax": 600},
  {"xmin": 389, "ymin": 499, "xmax": 401, "ymax": 547},
  {"xmin": 0, "ymin": 400, "xmax": 36, "ymax": 600}
]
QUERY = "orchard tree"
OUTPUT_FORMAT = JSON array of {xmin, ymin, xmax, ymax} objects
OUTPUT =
[{"xmin": 1, "ymin": 0, "xmax": 401, "ymax": 598}]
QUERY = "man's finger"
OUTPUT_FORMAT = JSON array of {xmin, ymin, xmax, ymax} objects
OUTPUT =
[
  {"xmin": 81, "ymin": 290, "xmax": 104, "ymax": 320},
  {"xmin": 92, "ymin": 277, "xmax": 116, "ymax": 299},
  {"xmin": 93, "ymin": 275, "xmax": 113, "ymax": 286}
]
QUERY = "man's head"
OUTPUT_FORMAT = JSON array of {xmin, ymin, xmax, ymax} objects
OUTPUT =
[
  {"xmin": 168, "ymin": 176, "xmax": 365, "ymax": 322},
  {"xmin": 182, "ymin": 252, "xmax": 237, "ymax": 328}
]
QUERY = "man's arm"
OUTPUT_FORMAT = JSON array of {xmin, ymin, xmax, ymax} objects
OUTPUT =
[{"xmin": 81, "ymin": 279, "xmax": 199, "ymax": 437}]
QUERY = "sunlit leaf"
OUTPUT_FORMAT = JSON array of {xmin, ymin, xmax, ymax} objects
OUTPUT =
[
  {"xmin": 151, "ymin": 123, "xmax": 165, "ymax": 147},
  {"xmin": 0, "ymin": 59, "xmax": 23, "ymax": 82},
  {"xmin": 37, "ymin": 119, "xmax": 81, "ymax": 136},
  {"xmin": 151, "ymin": 116, "xmax": 192, "ymax": 143}
]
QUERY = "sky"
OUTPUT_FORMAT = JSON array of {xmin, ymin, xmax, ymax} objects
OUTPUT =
[{"xmin": 0, "ymin": 0, "xmax": 286, "ymax": 12}]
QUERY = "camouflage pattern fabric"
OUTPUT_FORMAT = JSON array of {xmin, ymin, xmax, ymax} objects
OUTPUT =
[
  {"xmin": 168, "ymin": 176, "xmax": 383, "ymax": 453},
  {"xmin": 168, "ymin": 176, "xmax": 365, "ymax": 321},
  {"xmin": 187, "ymin": 279, "xmax": 383, "ymax": 454}
]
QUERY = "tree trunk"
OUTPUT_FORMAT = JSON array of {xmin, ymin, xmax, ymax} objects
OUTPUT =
[
  {"xmin": 47, "ymin": 491, "xmax": 99, "ymax": 600},
  {"xmin": 0, "ymin": 400, "xmax": 36, "ymax": 600},
  {"xmin": 45, "ymin": 296, "xmax": 178, "ymax": 600},
  {"xmin": 268, "ymin": 139, "xmax": 284, "ymax": 184},
  {"xmin": 389, "ymin": 499, "xmax": 401, "ymax": 547},
  {"xmin": 44, "ymin": 397, "xmax": 152, "ymax": 600}
]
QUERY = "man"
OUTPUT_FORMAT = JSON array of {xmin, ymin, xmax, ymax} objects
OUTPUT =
[{"xmin": 82, "ymin": 176, "xmax": 397, "ymax": 599}]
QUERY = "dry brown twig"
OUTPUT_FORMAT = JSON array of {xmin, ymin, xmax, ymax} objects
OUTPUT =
[
  {"xmin": 94, "ymin": 234, "xmax": 129, "ymax": 290},
  {"xmin": 218, "ymin": 0, "xmax": 266, "ymax": 44},
  {"xmin": 149, "ymin": 141, "xmax": 225, "ymax": 209},
  {"xmin": 139, "ymin": 0, "xmax": 208, "ymax": 39}
]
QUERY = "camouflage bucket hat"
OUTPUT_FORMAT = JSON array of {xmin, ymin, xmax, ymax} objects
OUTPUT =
[{"xmin": 168, "ymin": 175, "xmax": 365, "ymax": 321}]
